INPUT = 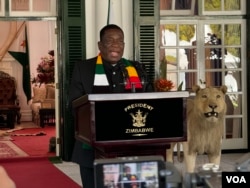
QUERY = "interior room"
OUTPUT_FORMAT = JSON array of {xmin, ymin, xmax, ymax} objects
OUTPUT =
[{"xmin": 0, "ymin": 21, "xmax": 57, "ymax": 157}]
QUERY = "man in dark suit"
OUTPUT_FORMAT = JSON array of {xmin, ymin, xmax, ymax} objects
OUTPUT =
[{"xmin": 68, "ymin": 24, "xmax": 153, "ymax": 188}]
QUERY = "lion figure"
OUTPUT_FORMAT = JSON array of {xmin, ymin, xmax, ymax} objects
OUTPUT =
[{"xmin": 166, "ymin": 85, "xmax": 227, "ymax": 173}]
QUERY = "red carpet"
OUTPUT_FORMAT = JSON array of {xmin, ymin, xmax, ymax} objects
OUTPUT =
[
  {"xmin": 11, "ymin": 126, "xmax": 55, "ymax": 157},
  {"xmin": 1, "ymin": 157, "xmax": 81, "ymax": 188}
]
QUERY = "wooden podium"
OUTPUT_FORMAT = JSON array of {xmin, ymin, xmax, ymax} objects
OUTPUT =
[{"xmin": 72, "ymin": 91, "xmax": 189, "ymax": 159}]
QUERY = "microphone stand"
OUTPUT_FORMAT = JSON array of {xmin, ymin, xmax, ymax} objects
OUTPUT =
[{"xmin": 131, "ymin": 83, "xmax": 136, "ymax": 93}]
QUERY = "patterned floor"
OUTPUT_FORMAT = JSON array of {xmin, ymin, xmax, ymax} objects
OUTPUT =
[{"xmin": 0, "ymin": 141, "xmax": 28, "ymax": 158}]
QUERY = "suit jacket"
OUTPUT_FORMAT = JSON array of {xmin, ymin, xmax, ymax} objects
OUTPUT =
[{"xmin": 68, "ymin": 56, "xmax": 153, "ymax": 167}]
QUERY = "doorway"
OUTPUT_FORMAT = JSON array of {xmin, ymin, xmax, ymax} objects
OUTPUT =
[{"xmin": 0, "ymin": 20, "xmax": 58, "ymax": 158}]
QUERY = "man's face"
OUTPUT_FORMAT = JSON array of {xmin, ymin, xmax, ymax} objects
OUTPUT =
[{"xmin": 98, "ymin": 28, "xmax": 125, "ymax": 64}]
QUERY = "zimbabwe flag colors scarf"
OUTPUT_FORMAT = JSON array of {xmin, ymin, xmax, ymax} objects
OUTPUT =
[{"xmin": 94, "ymin": 53, "xmax": 142, "ymax": 90}]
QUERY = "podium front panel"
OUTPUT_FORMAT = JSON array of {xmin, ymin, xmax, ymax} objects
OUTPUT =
[{"xmin": 93, "ymin": 97, "xmax": 186, "ymax": 143}]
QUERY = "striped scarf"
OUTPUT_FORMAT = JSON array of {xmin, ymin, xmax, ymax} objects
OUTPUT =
[{"xmin": 94, "ymin": 54, "xmax": 142, "ymax": 90}]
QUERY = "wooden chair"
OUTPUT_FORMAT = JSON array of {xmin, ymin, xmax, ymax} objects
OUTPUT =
[{"xmin": 0, "ymin": 71, "xmax": 21, "ymax": 129}]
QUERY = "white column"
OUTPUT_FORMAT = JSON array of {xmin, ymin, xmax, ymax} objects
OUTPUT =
[
  {"xmin": 85, "ymin": 0, "xmax": 97, "ymax": 58},
  {"xmin": 96, "ymin": 0, "xmax": 109, "ymax": 45},
  {"xmin": 121, "ymin": 0, "xmax": 133, "ymax": 59},
  {"xmin": 107, "ymin": 0, "xmax": 122, "ymax": 25}
]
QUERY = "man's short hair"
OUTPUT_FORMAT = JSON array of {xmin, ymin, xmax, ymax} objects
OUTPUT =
[{"xmin": 100, "ymin": 24, "xmax": 124, "ymax": 41}]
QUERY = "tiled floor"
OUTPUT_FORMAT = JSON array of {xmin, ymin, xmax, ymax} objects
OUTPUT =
[
  {"xmin": 54, "ymin": 153, "xmax": 248, "ymax": 187},
  {"xmin": 54, "ymin": 161, "xmax": 82, "ymax": 186}
]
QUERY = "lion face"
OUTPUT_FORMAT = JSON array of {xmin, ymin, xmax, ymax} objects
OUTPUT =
[{"xmin": 192, "ymin": 85, "xmax": 227, "ymax": 122}]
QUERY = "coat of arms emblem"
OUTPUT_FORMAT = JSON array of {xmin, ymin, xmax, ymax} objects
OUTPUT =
[{"xmin": 130, "ymin": 109, "xmax": 148, "ymax": 127}]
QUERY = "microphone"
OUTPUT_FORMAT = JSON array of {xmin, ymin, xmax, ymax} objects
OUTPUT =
[
  {"xmin": 119, "ymin": 61, "xmax": 138, "ymax": 92},
  {"xmin": 133, "ymin": 61, "xmax": 150, "ymax": 91},
  {"xmin": 119, "ymin": 61, "xmax": 147, "ymax": 92},
  {"xmin": 133, "ymin": 61, "xmax": 148, "ymax": 85},
  {"xmin": 118, "ymin": 61, "xmax": 129, "ymax": 86}
]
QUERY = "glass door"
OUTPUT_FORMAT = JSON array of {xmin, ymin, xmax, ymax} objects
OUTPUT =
[{"xmin": 160, "ymin": 19, "xmax": 247, "ymax": 150}]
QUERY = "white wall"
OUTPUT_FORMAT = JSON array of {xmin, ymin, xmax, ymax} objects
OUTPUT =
[{"xmin": 29, "ymin": 21, "xmax": 56, "ymax": 82}]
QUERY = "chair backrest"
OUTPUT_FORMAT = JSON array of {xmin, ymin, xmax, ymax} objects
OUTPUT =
[{"xmin": 0, "ymin": 71, "xmax": 17, "ymax": 105}]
